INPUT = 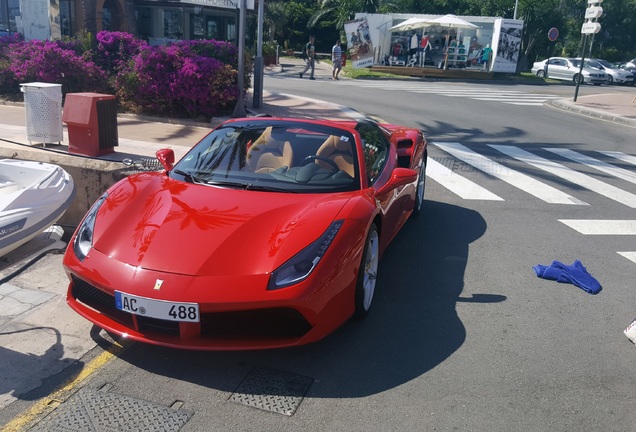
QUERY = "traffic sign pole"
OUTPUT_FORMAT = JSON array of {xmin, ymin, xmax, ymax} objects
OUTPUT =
[
  {"xmin": 573, "ymin": 34, "xmax": 587, "ymax": 102},
  {"xmin": 575, "ymin": 0, "xmax": 603, "ymax": 102}
]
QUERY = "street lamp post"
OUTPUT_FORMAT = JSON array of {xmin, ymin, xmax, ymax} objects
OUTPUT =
[
  {"xmin": 232, "ymin": 0, "xmax": 247, "ymax": 118},
  {"xmin": 253, "ymin": 0, "xmax": 264, "ymax": 109}
]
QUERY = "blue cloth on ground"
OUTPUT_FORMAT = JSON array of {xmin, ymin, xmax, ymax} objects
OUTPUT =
[{"xmin": 533, "ymin": 259, "xmax": 602, "ymax": 295}]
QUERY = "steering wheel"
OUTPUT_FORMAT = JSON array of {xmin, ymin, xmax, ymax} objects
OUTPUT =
[{"xmin": 301, "ymin": 155, "xmax": 340, "ymax": 173}]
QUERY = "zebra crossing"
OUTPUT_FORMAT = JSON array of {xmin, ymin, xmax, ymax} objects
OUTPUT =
[
  {"xmin": 334, "ymin": 80, "xmax": 560, "ymax": 106},
  {"xmin": 427, "ymin": 142, "xmax": 636, "ymax": 265}
]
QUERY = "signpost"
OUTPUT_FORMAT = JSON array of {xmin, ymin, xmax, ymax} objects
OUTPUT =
[
  {"xmin": 574, "ymin": 0, "xmax": 603, "ymax": 101},
  {"xmin": 544, "ymin": 28, "xmax": 559, "ymax": 78}
]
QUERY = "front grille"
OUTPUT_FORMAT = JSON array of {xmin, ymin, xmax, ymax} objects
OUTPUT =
[
  {"xmin": 200, "ymin": 308, "xmax": 312, "ymax": 339},
  {"xmin": 71, "ymin": 275, "xmax": 134, "ymax": 327},
  {"xmin": 70, "ymin": 275, "xmax": 313, "ymax": 342},
  {"xmin": 138, "ymin": 316, "xmax": 180, "ymax": 336}
]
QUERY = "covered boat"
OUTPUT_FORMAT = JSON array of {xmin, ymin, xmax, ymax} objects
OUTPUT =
[{"xmin": 0, "ymin": 159, "xmax": 75, "ymax": 257}]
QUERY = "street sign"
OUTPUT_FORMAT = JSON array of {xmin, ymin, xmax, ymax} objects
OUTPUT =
[
  {"xmin": 548, "ymin": 27, "xmax": 559, "ymax": 41},
  {"xmin": 585, "ymin": 6, "xmax": 603, "ymax": 19},
  {"xmin": 581, "ymin": 21, "xmax": 602, "ymax": 34}
]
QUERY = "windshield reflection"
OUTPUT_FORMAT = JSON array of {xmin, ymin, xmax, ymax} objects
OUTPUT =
[{"xmin": 171, "ymin": 120, "xmax": 360, "ymax": 193}]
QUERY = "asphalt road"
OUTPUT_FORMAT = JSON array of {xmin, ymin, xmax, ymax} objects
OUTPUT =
[{"xmin": 2, "ymin": 70, "xmax": 636, "ymax": 431}]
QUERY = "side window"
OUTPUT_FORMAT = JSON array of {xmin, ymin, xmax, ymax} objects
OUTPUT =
[{"xmin": 358, "ymin": 122, "xmax": 389, "ymax": 184}]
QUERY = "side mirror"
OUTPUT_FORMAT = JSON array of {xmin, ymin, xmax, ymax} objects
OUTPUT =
[
  {"xmin": 377, "ymin": 167, "xmax": 417, "ymax": 194},
  {"xmin": 156, "ymin": 149, "xmax": 175, "ymax": 171}
]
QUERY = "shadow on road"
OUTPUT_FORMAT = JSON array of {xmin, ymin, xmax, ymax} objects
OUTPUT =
[{"xmin": 114, "ymin": 200, "xmax": 505, "ymax": 397}]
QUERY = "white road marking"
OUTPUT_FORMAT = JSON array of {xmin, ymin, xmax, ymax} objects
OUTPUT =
[
  {"xmin": 618, "ymin": 252, "xmax": 636, "ymax": 264},
  {"xmin": 490, "ymin": 145, "xmax": 636, "ymax": 208},
  {"xmin": 434, "ymin": 142, "xmax": 586, "ymax": 205},
  {"xmin": 426, "ymin": 158, "xmax": 503, "ymax": 200},
  {"xmin": 545, "ymin": 148, "xmax": 636, "ymax": 184},
  {"xmin": 332, "ymin": 81, "xmax": 559, "ymax": 104},
  {"xmin": 597, "ymin": 151, "xmax": 636, "ymax": 167},
  {"xmin": 558, "ymin": 220, "xmax": 636, "ymax": 235},
  {"xmin": 505, "ymin": 102, "xmax": 545, "ymax": 106}
]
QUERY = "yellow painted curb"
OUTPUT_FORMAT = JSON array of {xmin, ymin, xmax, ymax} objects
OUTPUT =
[{"xmin": 1, "ymin": 339, "xmax": 129, "ymax": 432}]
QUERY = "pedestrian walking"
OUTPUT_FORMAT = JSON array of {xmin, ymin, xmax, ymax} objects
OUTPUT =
[
  {"xmin": 332, "ymin": 39, "xmax": 342, "ymax": 80},
  {"xmin": 299, "ymin": 35, "xmax": 317, "ymax": 80}
]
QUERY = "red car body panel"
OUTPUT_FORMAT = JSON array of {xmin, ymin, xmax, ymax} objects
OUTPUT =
[{"xmin": 64, "ymin": 117, "xmax": 427, "ymax": 350}]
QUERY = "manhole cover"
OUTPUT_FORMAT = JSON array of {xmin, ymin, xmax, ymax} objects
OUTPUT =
[
  {"xmin": 229, "ymin": 367, "xmax": 313, "ymax": 416},
  {"xmin": 33, "ymin": 389, "xmax": 192, "ymax": 431}
]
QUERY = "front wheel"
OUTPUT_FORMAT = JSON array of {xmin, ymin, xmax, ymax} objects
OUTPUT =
[
  {"xmin": 536, "ymin": 70, "xmax": 545, "ymax": 78},
  {"xmin": 353, "ymin": 224, "xmax": 379, "ymax": 320},
  {"xmin": 573, "ymin": 74, "xmax": 584, "ymax": 85},
  {"xmin": 607, "ymin": 75, "xmax": 613, "ymax": 85}
]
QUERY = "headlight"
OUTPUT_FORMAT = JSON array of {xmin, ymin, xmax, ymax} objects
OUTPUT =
[
  {"xmin": 268, "ymin": 220, "xmax": 344, "ymax": 290},
  {"xmin": 73, "ymin": 193, "xmax": 107, "ymax": 261}
]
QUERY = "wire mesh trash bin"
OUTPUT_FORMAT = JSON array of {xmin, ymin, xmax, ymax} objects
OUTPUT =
[
  {"xmin": 62, "ymin": 93, "xmax": 119, "ymax": 157},
  {"xmin": 20, "ymin": 82, "xmax": 63, "ymax": 146}
]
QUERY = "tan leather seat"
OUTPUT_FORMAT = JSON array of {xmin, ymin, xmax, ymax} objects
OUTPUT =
[
  {"xmin": 246, "ymin": 127, "xmax": 293, "ymax": 173},
  {"xmin": 316, "ymin": 135, "xmax": 355, "ymax": 177}
]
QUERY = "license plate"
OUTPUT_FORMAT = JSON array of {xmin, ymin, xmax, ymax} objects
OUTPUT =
[{"xmin": 115, "ymin": 291, "xmax": 200, "ymax": 322}]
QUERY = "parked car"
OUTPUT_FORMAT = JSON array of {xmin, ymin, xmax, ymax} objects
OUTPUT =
[
  {"xmin": 531, "ymin": 57, "xmax": 607, "ymax": 85},
  {"xmin": 64, "ymin": 117, "xmax": 428, "ymax": 350},
  {"xmin": 622, "ymin": 58, "xmax": 636, "ymax": 71},
  {"xmin": 587, "ymin": 58, "xmax": 634, "ymax": 85}
]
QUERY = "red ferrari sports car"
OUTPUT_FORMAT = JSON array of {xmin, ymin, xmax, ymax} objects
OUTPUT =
[{"xmin": 64, "ymin": 117, "xmax": 427, "ymax": 350}]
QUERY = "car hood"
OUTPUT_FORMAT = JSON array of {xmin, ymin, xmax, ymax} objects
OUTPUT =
[{"xmin": 91, "ymin": 173, "xmax": 352, "ymax": 276}]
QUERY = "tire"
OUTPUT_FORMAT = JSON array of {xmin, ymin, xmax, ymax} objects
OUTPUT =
[
  {"xmin": 607, "ymin": 75, "xmax": 613, "ymax": 85},
  {"xmin": 411, "ymin": 159, "xmax": 427, "ymax": 218},
  {"xmin": 536, "ymin": 70, "xmax": 545, "ymax": 78},
  {"xmin": 353, "ymin": 224, "xmax": 379, "ymax": 320},
  {"xmin": 573, "ymin": 74, "xmax": 584, "ymax": 85}
]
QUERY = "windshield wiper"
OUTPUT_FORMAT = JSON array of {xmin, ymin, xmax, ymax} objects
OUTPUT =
[
  {"xmin": 205, "ymin": 180, "xmax": 294, "ymax": 193},
  {"xmin": 205, "ymin": 180, "xmax": 250, "ymax": 189},
  {"xmin": 245, "ymin": 184, "xmax": 296, "ymax": 193},
  {"xmin": 173, "ymin": 169, "xmax": 207, "ymax": 184}
]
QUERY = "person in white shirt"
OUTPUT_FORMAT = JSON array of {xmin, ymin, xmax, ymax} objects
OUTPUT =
[{"xmin": 332, "ymin": 39, "xmax": 343, "ymax": 80}]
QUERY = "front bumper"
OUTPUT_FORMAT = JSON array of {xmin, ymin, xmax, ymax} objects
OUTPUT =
[{"xmin": 63, "ymin": 238, "xmax": 360, "ymax": 350}]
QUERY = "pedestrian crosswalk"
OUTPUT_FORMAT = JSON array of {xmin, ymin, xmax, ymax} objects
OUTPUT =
[
  {"xmin": 428, "ymin": 142, "xmax": 636, "ymax": 266},
  {"xmin": 333, "ymin": 80, "xmax": 560, "ymax": 106}
]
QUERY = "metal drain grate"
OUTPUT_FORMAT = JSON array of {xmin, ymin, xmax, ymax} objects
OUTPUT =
[
  {"xmin": 33, "ymin": 389, "xmax": 192, "ymax": 431},
  {"xmin": 229, "ymin": 367, "xmax": 313, "ymax": 416}
]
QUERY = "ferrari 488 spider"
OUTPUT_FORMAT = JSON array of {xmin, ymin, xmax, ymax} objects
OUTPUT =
[{"xmin": 64, "ymin": 117, "xmax": 427, "ymax": 350}]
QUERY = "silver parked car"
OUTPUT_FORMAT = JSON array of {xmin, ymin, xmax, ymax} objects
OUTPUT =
[
  {"xmin": 588, "ymin": 58, "xmax": 634, "ymax": 85},
  {"xmin": 622, "ymin": 59, "xmax": 636, "ymax": 71},
  {"xmin": 531, "ymin": 57, "xmax": 607, "ymax": 85}
]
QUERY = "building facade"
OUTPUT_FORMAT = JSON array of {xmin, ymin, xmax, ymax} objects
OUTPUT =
[{"xmin": 1, "ymin": 0, "xmax": 249, "ymax": 45}]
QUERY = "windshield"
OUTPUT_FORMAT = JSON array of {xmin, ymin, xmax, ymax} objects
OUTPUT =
[
  {"xmin": 585, "ymin": 59, "xmax": 602, "ymax": 68},
  {"xmin": 171, "ymin": 120, "xmax": 360, "ymax": 193},
  {"xmin": 595, "ymin": 59, "xmax": 613, "ymax": 68}
]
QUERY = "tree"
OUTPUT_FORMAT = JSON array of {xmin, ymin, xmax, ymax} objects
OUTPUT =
[
  {"xmin": 264, "ymin": 1, "xmax": 313, "ymax": 51},
  {"xmin": 308, "ymin": 0, "xmax": 399, "ymax": 31}
]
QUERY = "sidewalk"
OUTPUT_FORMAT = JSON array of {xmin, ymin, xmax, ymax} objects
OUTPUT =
[{"xmin": 550, "ymin": 92, "xmax": 636, "ymax": 127}]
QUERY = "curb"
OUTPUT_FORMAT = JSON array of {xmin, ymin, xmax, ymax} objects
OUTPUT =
[{"xmin": 549, "ymin": 98, "xmax": 636, "ymax": 128}]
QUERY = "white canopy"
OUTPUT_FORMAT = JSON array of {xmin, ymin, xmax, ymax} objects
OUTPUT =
[
  {"xmin": 390, "ymin": 14, "xmax": 479, "ymax": 32},
  {"xmin": 388, "ymin": 17, "xmax": 431, "ymax": 32},
  {"xmin": 423, "ymin": 14, "xmax": 478, "ymax": 29}
]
